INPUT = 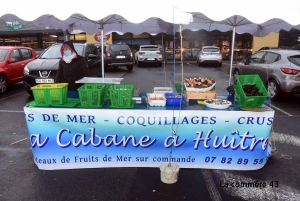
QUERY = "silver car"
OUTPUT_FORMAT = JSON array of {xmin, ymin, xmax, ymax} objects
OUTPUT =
[
  {"xmin": 196, "ymin": 46, "xmax": 222, "ymax": 67},
  {"xmin": 233, "ymin": 50, "xmax": 300, "ymax": 100}
]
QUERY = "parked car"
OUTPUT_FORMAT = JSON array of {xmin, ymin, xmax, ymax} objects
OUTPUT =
[
  {"xmin": 34, "ymin": 48, "xmax": 45, "ymax": 58},
  {"xmin": 192, "ymin": 48, "xmax": 200, "ymax": 60},
  {"xmin": 290, "ymin": 44, "xmax": 300, "ymax": 50},
  {"xmin": 257, "ymin": 47, "xmax": 278, "ymax": 51},
  {"xmin": 23, "ymin": 43, "xmax": 100, "ymax": 95},
  {"xmin": 135, "ymin": 45, "xmax": 162, "ymax": 67},
  {"xmin": 233, "ymin": 49, "xmax": 300, "ymax": 100},
  {"xmin": 165, "ymin": 47, "xmax": 181, "ymax": 60},
  {"xmin": 183, "ymin": 48, "xmax": 192, "ymax": 61},
  {"xmin": 0, "ymin": 46, "xmax": 37, "ymax": 94},
  {"xmin": 99, "ymin": 43, "xmax": 134, "ymax": 71},
  {"xmin": 165, "ymin": 48, "xmax": 174, "ymax": 60},
  {"xmin": 182, "ymin": 48, "xmax": 201, "ymax": 61},
  {"xmin": 196, "ymin": 46, "xmax": 222, "ymax": 66},
  {"xmin": 157, "ymin": 45, "xmax": 164, "ymax": 53}
]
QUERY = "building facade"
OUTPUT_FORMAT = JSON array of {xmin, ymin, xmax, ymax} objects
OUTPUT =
[{"xmin": 1, "ymin": 24, "xmax": 299, "ymax": 58}]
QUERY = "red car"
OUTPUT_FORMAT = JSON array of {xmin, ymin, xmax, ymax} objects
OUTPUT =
[{"xmin": 0, "ymin": 46, "xmax": 37, "ymax": 94}]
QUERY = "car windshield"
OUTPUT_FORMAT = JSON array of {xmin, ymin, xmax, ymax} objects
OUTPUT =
[
  {"xmin": 111, "ymin": 45, "xmax": 129, "ymax": 51},
  {"xmin": 0, "ymin": 49, "xmax": 9, "ymax": 62},
  {"xmin": 40, "ymin": 45, "xmax": 84, "ymax": 59},
  {"xmin": 288, "ymin": 54, "xmax": 300, "ymax": 66},
  {"xmin": 203, "ymin": 48, "xmax": 219, "ymax": 52}
]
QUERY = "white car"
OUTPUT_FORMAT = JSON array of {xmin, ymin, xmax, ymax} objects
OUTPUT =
[
  {"xmin": 196, "ymin": 46, "xmax": 222, "ymax": 67},
  {"xmin": 135, "ymin": 45, "xmax": 163, "ymax": 67}
]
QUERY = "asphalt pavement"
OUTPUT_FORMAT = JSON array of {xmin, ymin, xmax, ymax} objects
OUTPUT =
[{"xmin": 1, "ymin": 63, "xmax": 300, "ymax": 201}]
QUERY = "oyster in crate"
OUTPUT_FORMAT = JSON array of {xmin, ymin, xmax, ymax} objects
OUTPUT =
[{"xmin": 147, "ymin": 93, "xmax": 166, "ymax": 107}]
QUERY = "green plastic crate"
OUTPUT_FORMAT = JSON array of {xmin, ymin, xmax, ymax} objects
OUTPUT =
[
  {"xmin": 31, "ymin": 83, "xmax": 68, "ymax": 106},
  {"xmin": 234, "ymin": 74, "xmax": 269, "ymax": 108},
  {"xmin": 78, "ymin": 84, "xmax": 105, "ymax": 108},
  {"xmin": 103, "ymin": 83, "xmax": 115, "ymax": 100},
  {"xmin": 109, "ymin": 84, "xmax": 134, "ymax": 108},
  {"xmin": 51, "ymin": 98, "xmax": 80, "ymax": 108},
  {"xmin": 175, "ymin": 83, "xmax": 186, "ymax": 93}
]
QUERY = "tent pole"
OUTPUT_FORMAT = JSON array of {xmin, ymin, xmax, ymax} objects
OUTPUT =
[
  {"xmin": 173, "ymin": 11, "xmax": 176, "ymax": 87},
  {"xmin": 162, "ymin": 33, "xmax": 167, "ymax": 87},
  {"xmin": 228, "ymin": 26, "xmax": 236, "ymax": 86},
  {"xmin": 162, "ymin": 33, "xmax": 164, "ymax": 49},
  {"xmin": 162, "ymin": 33, "xmax": 164, "ymax": 64},
  {"xmin": 100, "ymin": 22, "xmax": 105, "ymax": 81}
]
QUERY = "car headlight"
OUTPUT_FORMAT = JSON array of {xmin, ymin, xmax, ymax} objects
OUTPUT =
[{"xmin": 24, "ymin": 66, "xmax": 29, "ymax": 75}]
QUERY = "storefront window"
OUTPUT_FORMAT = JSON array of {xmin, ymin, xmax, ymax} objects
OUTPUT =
[
  {"xmin": 222, "ymin": 40, "xmax": 230, "ymax": 53},
  {"xmin": 213, "ymin": 39, "xmax": 220, "ymax": 47},
  {"xmin": 42, "ymin": 35, "xmax": 58, "ymax": 49},
  {"xmin": 4, "ymin": 37, "xmax": 21, "ymax": 46},
  {"xmin": 75, "ymin": 34, "xmax": 86, "ymax": 41},
  {"xmin": 21, "ymin": 36, "xmax": 38, "ymax": 49},
  {"xmin": 132, "ymin": 39, "xmax": 150, "ymax": 45},
  {"xmin": 291, "ymin": 33, "xmax": 300, "ymax": 44},
  {"xmin": 69, "ymin": 35, "xmax": 75, "ymax": 41}
]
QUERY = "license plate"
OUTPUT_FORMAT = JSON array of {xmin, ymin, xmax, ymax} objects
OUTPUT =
[
  {"xmin": 116, "ymin": 56, "xmax": 125, "ymax": 58},
  {"xmin": 203, "ymin": 54, "xmax": 215, "ymax": 57},
  {"xmin": 148, "ymin": 58, "xmax": 155, "ymax": 60},
  {"xmin": 35, "ymin": 79, "xmax": 54, "ymax": 83}
]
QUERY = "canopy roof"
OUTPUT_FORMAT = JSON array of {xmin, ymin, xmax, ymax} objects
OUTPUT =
[
  {"xmin": 0, "ymin": 1, "xmax": 193, "ymax": 35},
  {"xmin": 175, "ymin": 0, "xmax": 300, "ymax": 36},
  {"xmin": 1, "ymin": 0, "xmax": 300, "ymax": 36}
]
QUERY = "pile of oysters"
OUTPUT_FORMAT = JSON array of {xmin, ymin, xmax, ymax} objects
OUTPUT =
[
  {"xmin": 205, "ymin": 99, "xmax": 231, "ymax": 105},
  {"xmin": 184, "ymin": 77, "xmax": 215, "ymax": 88}
]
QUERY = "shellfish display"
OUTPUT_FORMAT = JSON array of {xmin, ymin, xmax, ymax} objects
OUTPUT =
[
  {"xmin": 204, "ymin": 99, "xmax": 232, "ymax": 109},
  {"xmin": 184, "ymin": 77, "xmax": 215, "ymax": 88}
]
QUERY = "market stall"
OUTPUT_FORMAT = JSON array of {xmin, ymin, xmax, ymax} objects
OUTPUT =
[
  {"xmin": 24, "ymin": 75, "xmax": 274, "ymax": 171},
  {"xmin": 8, "ymin": 0, "xmax": 287, "ymax": 172}
]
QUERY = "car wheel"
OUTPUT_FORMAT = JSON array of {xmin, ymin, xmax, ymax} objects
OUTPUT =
[
  {"xmin": 198, "ymin": 60, "xmax": 201, "ymax": 67},
  {"xmin": 134, "ymin": 59, "xmax": 137, "ymax": 65},
  {"xmin": 137, "ymin": 60, "xmax": 142, "ymax": 67},
  {"xmin": 218, "ymin": 62, "xmax": 222, "ymax": 67},
  {"xmin": 26, "ymin": 89, "xmax": 33, "ymax": 96},
  {"xmin": 233, "ymin": 69, "xmax": 240, "ymax": 84},
  {"xmin": 0, "ymin": 75, "xmax": 8, "ymax": 94},
  {"xmin": 268, "ymin": 79, "xmax": 281, "ymax": 100},
  {"xmin": 127, "ymin": 65, "xmax": 133, "ymax": 72}
]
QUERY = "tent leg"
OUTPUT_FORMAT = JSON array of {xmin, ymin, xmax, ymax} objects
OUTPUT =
[
  {"xmin": 162, "ymin": 33, "xmax": 163, "ymax": 50},
  {"xmin": 162, "ymin": 33, "xmax": 164, "ymax": 64},
  {"xmin": 162, "ymin": 33, "xmax": 167, "ymax": 87},
  {"xmin": 101, "ymin": 28, "xmax": 105, "ymax": 80},
  {"xmin": 228, "ymin": 26, "xmax": 236, "ymax": 86}
]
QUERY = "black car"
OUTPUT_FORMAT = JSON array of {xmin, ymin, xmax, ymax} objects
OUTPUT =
[
  {"xmin": 24, "ymin": 43, "xmax": 101, "ymax": 95},
  {"xmin": 99, "ymin": 43, "xmax": 134, "ymax": 71}
]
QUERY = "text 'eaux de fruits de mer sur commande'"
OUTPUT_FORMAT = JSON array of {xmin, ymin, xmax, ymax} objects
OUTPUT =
[{"xmin": 34, "ymin": 155, "xmax": 197, "ymax": 164}]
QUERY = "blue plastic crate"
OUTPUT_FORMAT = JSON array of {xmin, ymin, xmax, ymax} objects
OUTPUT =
[{"xmin": 165, "ymin": 93, "xmax": 186, "ymax": 106}]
